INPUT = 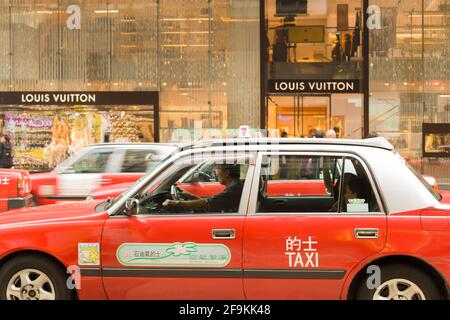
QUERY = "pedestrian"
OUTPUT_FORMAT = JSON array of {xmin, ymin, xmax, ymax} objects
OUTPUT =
[
  {"xmin": 0, "ymin": 135, "xmax": 14, "ymax": 169},
  {"xmin": 315, "ymin": 130, "xmax": 325, "ymax": 138},
  {"xmin": 326, "ymin": 129, "xmax": 336, "ymax": 139}
]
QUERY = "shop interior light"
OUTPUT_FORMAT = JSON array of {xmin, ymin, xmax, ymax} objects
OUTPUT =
[
  {"xmin": 409, "ymin": 12, "xmax": 447, "ymax": 17},
  {"xmin": 161, "ymin": 31, "xmax": 210, "ymax": 34},
  {"xmin": 220, "ymin": 17, "xmax": 259, "ymax": 23},
  {"xmin": 160, "ymin": 18, "xmax": 212, "ymax": 21},
  {"xmin": 439, "ymin": 95, "xmax": 450, "ymax": 98},
  {"xmin": 162, "ymin": 44, "xmax": 209, "ymax": 47},
  {"xmin": 94, "ymin": 10, "xmax": 119, "ymax": 14}
]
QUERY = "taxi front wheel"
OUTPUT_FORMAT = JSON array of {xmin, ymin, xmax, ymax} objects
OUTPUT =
[
  {"xmin": 0, "ymin": 254, "xmax": 74, "ymax": 300},
  {"xmin": 354, "ymin": 263, "xmax": 443, "ymax": 300}
]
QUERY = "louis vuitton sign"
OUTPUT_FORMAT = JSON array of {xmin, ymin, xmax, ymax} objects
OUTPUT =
[
  {"xmin": 269, "ymin": 80, "xmax": 361, "ymax": 93},
  {"xmin": 0, "ymin": 91, "xmax": 158, "ymax": 105}
]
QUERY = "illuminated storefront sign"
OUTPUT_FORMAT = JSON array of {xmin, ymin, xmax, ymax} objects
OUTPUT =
[
  {"xmin": 268, "ymin": 80, "xmax": 361, "ymax": 94},
  {"xmin": 0, "ymin": 91, "xmax": 158, "ymax": 106}
]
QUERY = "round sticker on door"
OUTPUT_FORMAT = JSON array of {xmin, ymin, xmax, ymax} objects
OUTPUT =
[{"xmin": 116, "ymin": 242, "xmax": 231, "ymax": 267}]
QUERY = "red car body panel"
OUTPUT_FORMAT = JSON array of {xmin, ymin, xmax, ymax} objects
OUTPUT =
[
  {"xmin": 243, "ymin": 214, "xmax": 387, "ymax": 299},
  {"xmin": 31, "ymin": 172, "xmax": 145, "ymax": 205},
  {"xmin": 101, "ymin": 215, "xmax": 246, "ymax": 300},
  {"xmin": 0, "ymin": 169, "xmax": 33, "ymax": 212},
  {"xmin": 0, "ymin": 201, "xmax": 108, "ymax": 300},
  {"xmin": 29, "ymin": 172, "xmax": 57, "ymax": 206},
  {"xmin": 0, "ymin": 200, "xmax": 448, "ymax": 299}
]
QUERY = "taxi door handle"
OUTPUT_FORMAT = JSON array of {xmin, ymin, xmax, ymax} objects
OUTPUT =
[
  {"xmin": 355, "ymin": 228, "xmax": 379, "ymax": 239},
  {"xmin": 212, "ymin": 229, "xmax": 236, "ymax": 240}
]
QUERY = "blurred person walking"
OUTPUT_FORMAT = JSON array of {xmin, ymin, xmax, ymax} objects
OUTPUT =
[
  {"xmin": 326, "ymin": 129, "xmax": 336, "ymax": 139},
  {"xmin": 0, "ymin": 135, "xmax": 13, "ymax": 169}
]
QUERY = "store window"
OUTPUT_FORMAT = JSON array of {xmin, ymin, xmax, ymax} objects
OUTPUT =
[
  {"xmin": 0, "ymin": 104, "xmax": 155, "ymax": 172},
  {"xmin": 368, "ymin": 0, "xmax": 450, "ymax": 185},
  {"xmin": 266, "ymin": 0, "xmax": 364, "ymax": 80},
  {"xmin": 267, "ymin": 93, "xmax": 363, "ymax": 138}
]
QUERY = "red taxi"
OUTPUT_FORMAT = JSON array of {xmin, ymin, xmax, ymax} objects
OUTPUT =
[
  {"xmin": 0, "ymin": 169, "xmax": 32, "ymax": 213},
  {"xmin": 30, "ymin": 143, "xmax": 177, "ymax": 205},
  {"xmin": 0, "ymin": 138, "xmax": 448, "ymax": 300}
]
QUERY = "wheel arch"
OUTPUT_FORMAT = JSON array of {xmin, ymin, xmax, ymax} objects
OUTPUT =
[
  {"xmin": 0, "ymin": 249, "xmax": 78, "ymax": 300},
  {"xmin": 346, "ymin": 254, "xmax": 449, "ymax": 300}
]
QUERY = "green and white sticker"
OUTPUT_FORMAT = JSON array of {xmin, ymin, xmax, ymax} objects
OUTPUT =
[{"xmin": 116, "ymin": 242, "xmax": 231, "ymax": 267}]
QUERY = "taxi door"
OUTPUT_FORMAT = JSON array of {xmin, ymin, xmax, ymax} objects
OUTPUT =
[
  {"xmin": 101, "ymin": 214, "xmax": 246, "ymax": 299},
  {"xmin": 242, "ymin": 152, "xmax": 387, "ymax": 299},
  {"xmin": 100, "ymin": 156, "xmax": 255, "ymax": 300}
]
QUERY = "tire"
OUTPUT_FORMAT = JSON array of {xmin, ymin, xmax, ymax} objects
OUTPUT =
[
  {"xmin": 354, "ymin": 263, "xmax": 443, "ymax": 300},
  {"xmin": 0, "ymin": 254, "xmax": 74, "ymax": 300}
]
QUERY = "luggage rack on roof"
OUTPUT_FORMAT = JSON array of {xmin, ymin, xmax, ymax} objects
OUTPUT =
[{"xmin": 178, "ymin": 137, "xmax": 394, "ymax": 151}]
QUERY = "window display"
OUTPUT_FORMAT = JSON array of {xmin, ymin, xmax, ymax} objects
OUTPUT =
[
  {"xmin": 1, "ymin": 105, "xmax": 154, "ymax": 172},
  {"xmin": 267, "ymin": 0, "xmax": 364, "ymax": 80}
]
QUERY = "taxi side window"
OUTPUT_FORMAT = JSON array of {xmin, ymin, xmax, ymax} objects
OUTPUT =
[
  {"xmin": 339, "ymin": 158, "xmax": 380, "ymax": 213},
  {"xmin": 68, "ymin": 149, "xmax": 113, "ymax": 174},
  {"xmin": 257, "ymin": 155, "xmax": 380, "ymax": 213},
  {"xmin": 138, "ymin": 156, "xmax": 251, "ymax": 215},
  {"xmin": 121, "ymin": 149, "xmax": 156, "ymax": 173}
]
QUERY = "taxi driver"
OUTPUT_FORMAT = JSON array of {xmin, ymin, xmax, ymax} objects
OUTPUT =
[{"xmin": 162, "ymin": 163, "xmax": 243, "ymax": 213}]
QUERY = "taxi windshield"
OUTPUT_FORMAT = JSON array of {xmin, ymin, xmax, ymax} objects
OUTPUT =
[{"xmin": 105, "ymin": 152, "xmax": 174, "ymax": 209}]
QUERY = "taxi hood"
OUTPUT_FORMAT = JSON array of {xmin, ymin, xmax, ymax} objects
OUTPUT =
[{"xmin": 0, "ymin": 200, "xmax": 106, "ymax": 227}]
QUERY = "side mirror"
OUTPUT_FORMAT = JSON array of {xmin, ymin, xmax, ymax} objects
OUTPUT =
[{"xmin": 125, "ymin": 198, "xmax": 140, "ymax": 216}]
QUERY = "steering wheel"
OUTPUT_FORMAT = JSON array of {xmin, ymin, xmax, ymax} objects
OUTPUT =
[{"xmin": 170, "ymin": 185, "xmax": 180, "ymax": 200}]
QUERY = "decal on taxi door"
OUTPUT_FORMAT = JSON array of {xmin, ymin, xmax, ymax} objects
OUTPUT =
[
  {"xmin": 78, "ymin": 243, "xmax": 100, "ymax": 266},
  {"xmin": 285, "ymin": 236, "xmax": 319, "ymax": 268},
  {"xmin": 116, "ymin": 242, "xmax": 231, "ymax": 267}
]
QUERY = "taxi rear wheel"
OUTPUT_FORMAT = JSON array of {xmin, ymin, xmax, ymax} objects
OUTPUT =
[
  {"xmin": 354, "ymin": 263, "xmax": 442, "ymax": 300},
  {"xmin": 0, "ymin": 254, "xmax": 73, "ymax": 300}
]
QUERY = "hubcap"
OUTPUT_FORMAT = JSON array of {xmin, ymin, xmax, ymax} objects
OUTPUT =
[
  {"xmin": 6, "ymin": 269, "xmax": 56, "ymax": 300},
  {"xmin": 373, "ymin": 278, "xmax": 426, "ymax": 300}
]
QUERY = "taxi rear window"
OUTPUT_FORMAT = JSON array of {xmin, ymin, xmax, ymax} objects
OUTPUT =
[{"xmin": 407, "ymin": 164, "xmax": 442, "ymax": 202}]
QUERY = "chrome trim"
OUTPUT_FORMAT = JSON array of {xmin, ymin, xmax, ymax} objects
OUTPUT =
[
  {"xmin": 211, "ymin": 229, "xmax": 236, "ymax": 240},
  {"xmin": 354, "ymin": 228, "xmax": 379, "ymax": 239}
]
